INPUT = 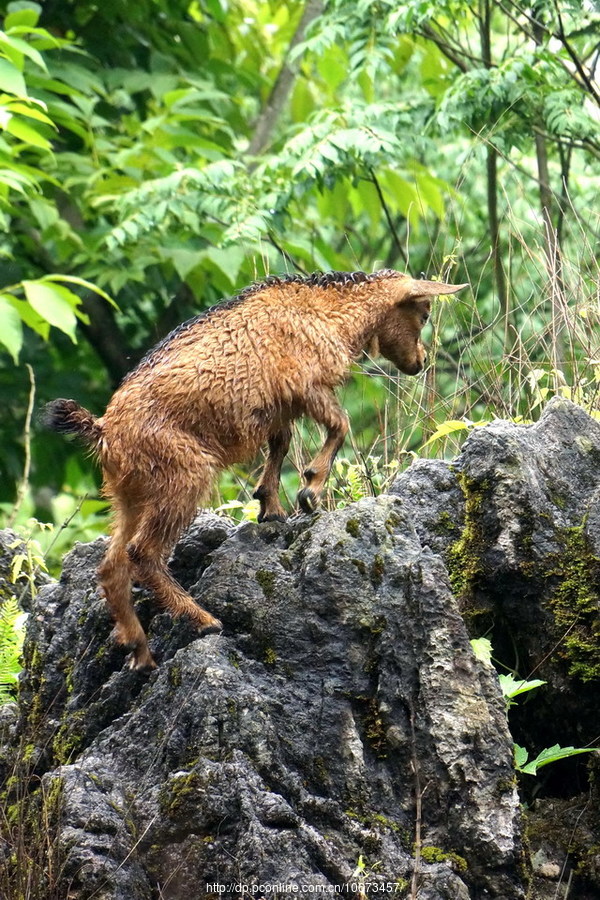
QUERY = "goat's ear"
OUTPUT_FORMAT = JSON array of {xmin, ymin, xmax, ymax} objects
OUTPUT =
[{"xmin": 401, "ymin": 278, "xmax": 469, "ymax": 300}]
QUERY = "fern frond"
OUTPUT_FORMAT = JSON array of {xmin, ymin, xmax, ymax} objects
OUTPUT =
[{"xmin": 0, "ymin": 598, "xmax": 26, "ymax": 703}]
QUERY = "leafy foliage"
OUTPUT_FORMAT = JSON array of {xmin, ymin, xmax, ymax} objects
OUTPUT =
[
  {"xmin": 513, "ymin": 742, "xmax": 594, "ymax": 777},
  {"xmin": 0, "ymin": 0, "xmax": 598, "ymax": 535},
  {"xmin": 471, "ymin": 638, "xmax": 596, "ymax": 777},
  {"xmin": 0, "ymin": 597, "xmax": 26, "ymax": 703}
]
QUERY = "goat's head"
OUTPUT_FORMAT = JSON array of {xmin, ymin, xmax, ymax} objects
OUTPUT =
[{"xmin": 369, "ymin": 276, "xmax": 469, "ymax": 375}]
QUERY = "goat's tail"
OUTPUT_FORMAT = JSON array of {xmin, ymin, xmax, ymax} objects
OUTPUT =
[{"xmin": 43, "ymin": 398, "xmax": 103, "ymax": 448}]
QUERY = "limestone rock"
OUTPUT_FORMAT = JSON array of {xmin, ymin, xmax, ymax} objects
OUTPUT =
[
  {"xmin": 16, "ymin": 499, "xmax": 522, "ymax": 899},
  {"xmin": 7, "ymin": 398, "xmax": 600, "ymax": 899}
]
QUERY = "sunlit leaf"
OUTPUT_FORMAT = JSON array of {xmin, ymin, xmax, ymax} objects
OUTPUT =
[
  {"xmin": 3, "ymin": 293, "xmax": 49, "ymax": 339},
  {"xmin": 470, "ymin": 637, "xmax": 493, "ymax": 666},
  {"xmin": 5, "ymin": 100, "xmax": 54, "ymax": 126},
  {"xmin": 0, "ymin": 56, "xmax": 26, "ymax": 95},
  {"xmin": 22, "ymin": 280, "xmax": 80, "ymax": 341},
  {"xmin": 4, "ymin": 4, "xmax": 42, "ymax": 31},
  {"xmin": 0, "ymin": 293, "xmax": 23, "ymax": 362},
  {"xmin": 41, "ymin": 275, "xmax": 118, "ymax": 309},
  {"xmin": 0, "ymin": 31, "xmax": 47, "ymax": 71},
  {"xmin": 6, "ymin": 114, "xmax": 52, "ymax": 149},
  {"xmin": 422, "ymin": 419, "xmax": 472, "ymax": 447},
  {"xmin": 499, "ymin": 673, "xmax": 546, "ymax": 700},
  {"xmin": 516, "ymin": 743, "xmax": 595, "ymax": 776}
]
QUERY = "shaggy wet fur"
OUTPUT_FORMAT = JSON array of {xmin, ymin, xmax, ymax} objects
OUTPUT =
[{"xmin": 45, "ymin": 269, "xmax": 467, "ymax": 669}]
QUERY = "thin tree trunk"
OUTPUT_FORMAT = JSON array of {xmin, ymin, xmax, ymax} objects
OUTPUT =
[
  {"xmin": 248, "ymin": 0, "xmax": 324, "ymax": 157},
  {"xmin": 486, "ymin": 147, "xmax": 508, "ymax": 320},
  {"xmin": 535, "ymin": 131, "xmax": 567, "ymax": 380},
  {"xmin": 532, "ymin": 10, "xmax": 567, "ymax": 382},
  {"xmin": 479, "ymin": 0, "xmax": 508, "ymax": 333}
]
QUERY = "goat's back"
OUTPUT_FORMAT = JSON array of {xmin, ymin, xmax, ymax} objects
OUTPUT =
[{"xmin": 101, "ymin": 283, "xmax": 363, "ymax": 465}]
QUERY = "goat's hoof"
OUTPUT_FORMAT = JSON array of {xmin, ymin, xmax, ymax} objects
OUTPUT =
[
  {"xmin": 199, "ymin": 620, "xmax": 223, "ymax": 637},
  {"xmin": 258, "ymin": 511, "xmax": 287, "ymax": 523},
  {"xmin": 128, "ymin": 649, "xmax": 157, "ymax": 671},
  {"xmin": 297, "ymin": 488, "xmax": 318, "ymax": 514}
]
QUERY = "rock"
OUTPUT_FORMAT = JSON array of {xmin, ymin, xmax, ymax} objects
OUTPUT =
[
  {"xmin": 5, "ymin": 398, "xmax": 600, "ymax": 899},
  {"xmin": 527, "ymin": 796, "xmax": 600, "ymax": 899},
  {"xmin": 388, "ymin": 458, "xmax": 464, "ymax": 556},
  {"xmin": 531, "ymin": 851, "xmax": 561, "ymax": 880},
  {"xmin": 13, "ymin": 500, "xmax": 522, "ymax": 900},
  {"xmin": 446, "ymin": 399, "xmax": 600, "ymax": 755}
]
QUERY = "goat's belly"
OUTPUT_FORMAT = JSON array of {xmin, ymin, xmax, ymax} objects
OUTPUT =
[{"xmin": 206, "ymin": 428, "xmax": 265, "ymax": 467}]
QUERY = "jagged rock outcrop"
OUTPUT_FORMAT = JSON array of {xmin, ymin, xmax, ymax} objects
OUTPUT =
[
  {"xmin": 391, "ymin": 397, "xmax": 600, "ymax": 755},
  {"xmin": 5, "ymin": 398, "xmax": 600, "ymax": 900}
]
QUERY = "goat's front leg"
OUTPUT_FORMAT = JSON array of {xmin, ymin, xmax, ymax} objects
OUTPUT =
[
  {"xmin": 297, "ymin": 388, "xmax": 349, "ymax": 514},
  {"xmin": 253, "ymin": 426, "xmax": 293, "ymax": 522}
]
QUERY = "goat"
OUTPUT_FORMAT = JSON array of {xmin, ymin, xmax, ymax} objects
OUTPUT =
[{"xmin": 45, "ymin": 269, "xmax": 467, "ymax": 669}]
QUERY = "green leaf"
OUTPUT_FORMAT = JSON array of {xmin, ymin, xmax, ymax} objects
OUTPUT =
[
  {"xmin": 204, "ymin": 0, "xmax": 227, "ymax": 23},
  {"xmin": 22, "ymin": 280, "xmax": 80, "ymax": 341},
  {"xmin": 498, "ymin": 673, "xmax": 546, "ymax": 700},
  {"xmin": 5, "ymin": 100, "xmax": 54, "ymax": 126},
  {"xmin": 4, "ymin": 293, "xmax": 49, "ymax": 339},
  {"xmin": 513, "ymin": 744, "xmax": 529, "ymax": 770},
  {"xmin": 415, "ymin": 172, "xmax": 445, "ymax": 219},
  {"xmin": 164, "ymin": 247, "xmax": 201, "ymax": 280},
  {"xmin": 290, "ymin": 77, "xmax": 316, "ymax": 124},
  {"xmin": 0, "ymin": 167, "xmax": 33, "ymax": 193},
  {"xmin": 5, "ymin": 4, "xmax": 42, "ymax": 30},
  {"xmin": 6, "ymin": 115, "xmax": 52, "ymax": 150},
  {"xmin": 470, "ymin": 637, "xmax": 493, "ymax": 666},
  {"xmin": 40, "ymin": 275, "xmax": 117, "ymax": 308},
  {"xmin": 355, "ymin": 180, "xmax": 381, "ymax": 226},
  {"xmin": 0, "ymin": 293, "xmax": 23, "ymax": 362},
  {"xmin": 516, "ymin": 743, "xmax": 595, "ymax": 776},
  {"xmin": 0, "ymin": 56, "xmax": 26, "ymax": 95},
  {"xmin": 422, "ymin": 419, "xmax": 472, "ymax": 447},
  {"xmin": 0, "ymin": 31, "xmax": 47, "ymax": 71},
  {"xmin": 204, "ymin": 245, "xmax": 245, "ymax": 286},
  {"xmin": 379, "ymin": 169, "xmax": 419, "ymax": 220},
  {"xmin": 316, "ymin": 45, "xmax": 348, "ymax": 93},
  {"xmin": 0, "ymin": 596, "xmax": 26, "ymax": 701}
]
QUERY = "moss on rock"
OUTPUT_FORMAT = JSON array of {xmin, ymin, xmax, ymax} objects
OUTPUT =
[{"xmin": 546, "ymin": 525, "xmax": 600, "ymax": 681}]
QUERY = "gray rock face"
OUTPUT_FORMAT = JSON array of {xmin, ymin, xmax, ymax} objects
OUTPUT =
[
  {"xmin": 16, "ymin": 504, "xmax": 522, "ymax": 900},
  {"xmin": 8, "ymin": 398, "xmax": 600, "ymax": 899}
]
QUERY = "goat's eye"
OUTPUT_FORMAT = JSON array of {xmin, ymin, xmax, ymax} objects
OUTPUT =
[{"xmin": 422, "ymin": 312, "xmax": 430, "ymax": 325}]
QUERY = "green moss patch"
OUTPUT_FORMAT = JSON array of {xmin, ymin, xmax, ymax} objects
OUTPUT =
[{"xmin": 546, "ymin": 525, "xmax": 600, "ymax": 681}]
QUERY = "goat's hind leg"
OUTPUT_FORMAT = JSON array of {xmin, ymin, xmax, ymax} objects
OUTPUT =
[
  {"xmin": 98, "ymin": 503, "xmax": 156, "ymax": 670},
  {"xmin": 253, "ymin": 426, "xmax": 292, "ymax": 522},
  {"xmin": 126, "ymin": 477, "xmax": 222, "ymax": 666}
]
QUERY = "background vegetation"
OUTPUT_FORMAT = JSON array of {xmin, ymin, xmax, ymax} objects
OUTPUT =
[
  {"xmin": 0, "ymin": 0, "xmax": 598, "ymax": 566},
  {"xmin": 0, "ymin": 7, "xmax": 598, "ymax": 896}
]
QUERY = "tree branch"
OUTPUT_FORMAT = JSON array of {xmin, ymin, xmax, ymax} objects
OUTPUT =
[
  {"xmin": 553, "ymin": 2, "xmax": 600, "ymax": 108},
  {"xmin": 418, "ymin": 24, "xmax": 471, "ymax": 73},
  {"xmin": 369, "ymin": 169, "xmax": 409, "ymax": 268},
  {"xmin": 501, "ymin": 0, "xmax": 600, "ymax": 107}
]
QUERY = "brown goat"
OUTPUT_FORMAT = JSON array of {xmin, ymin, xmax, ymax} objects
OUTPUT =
[{"xmin": 45, "ymin": 269, "xmax": 467, "ymax": 669}]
